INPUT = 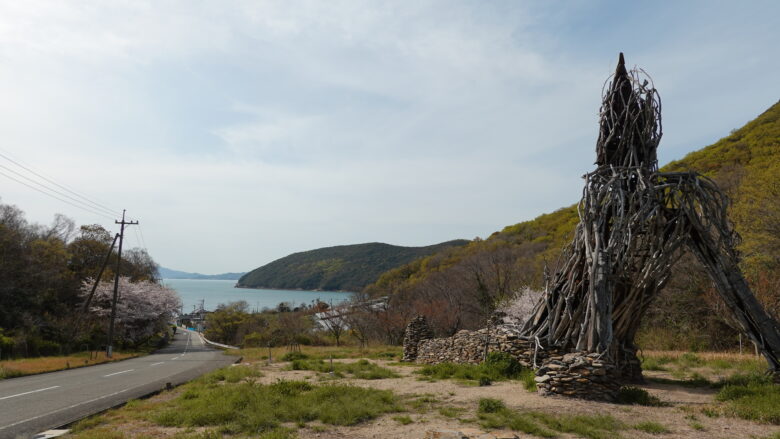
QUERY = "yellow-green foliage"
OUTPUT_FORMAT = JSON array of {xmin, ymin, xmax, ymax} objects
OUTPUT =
[
  {"xmin": 664, "ymin": 100, "xmax": 780, "ymax": 271},
  {"xmin": 365, "ymin": 101, "xmax": 780, "ymax": 303}
]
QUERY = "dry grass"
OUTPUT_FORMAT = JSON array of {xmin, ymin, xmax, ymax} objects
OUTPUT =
[
  {"xmin": 642, "ymin": 350, "xmax": 763, "ymax": 362},
  {"xmin": 230, "ymin": 344, "xmax": 401, "ymax": 363},
  {"xmin": 0, "ymin": 351, "xmax": 140, "ymax": 378}
]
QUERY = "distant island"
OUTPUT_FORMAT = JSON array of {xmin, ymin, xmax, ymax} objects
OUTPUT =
[
  {"xmin": 237, "ymin": 240, "xmax": 470, "ymax": 292},
  {"xmin": 159, "ymin": 267, "xmax": 247, "ymax": 280}
]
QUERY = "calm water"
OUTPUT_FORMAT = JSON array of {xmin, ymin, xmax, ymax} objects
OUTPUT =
[{"xmin": 163, "ymin": 279, "xmax": 353, "ymax": 313}]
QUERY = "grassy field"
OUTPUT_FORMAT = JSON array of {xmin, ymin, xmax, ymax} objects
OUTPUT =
[
  {"xmin": 0, "ymin": 351, "xmax": 141, "ymax": 379},
  {"xmin": 63, "ymin": 346, "xmax": 780, "ymax": 439},
  {"xmin": 229, "ymin": 344, "xmax": 402, "ymax": 362}
]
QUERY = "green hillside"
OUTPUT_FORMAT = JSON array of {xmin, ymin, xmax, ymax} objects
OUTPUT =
[
  {"xmin": 366, "ymin": 100, "xmax": 780, "ymax": 304},
  {"xmin": 237, "ymin": 240, "xmax": 470, "ymax": 292}
]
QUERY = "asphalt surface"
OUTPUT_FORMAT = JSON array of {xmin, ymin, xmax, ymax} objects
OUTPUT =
[{"xmin": 0, "ymin": 329, "xmax": 237, "ymax": 439}]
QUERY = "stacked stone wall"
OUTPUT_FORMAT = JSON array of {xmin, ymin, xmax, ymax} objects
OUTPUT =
[
  {"xmin": 402, "ymin": 315, "xmax": 434, "ymax": 362},
  {"xmin": 534, "ymin": 352, "xmax": 621, "ymax": 400},
  {"xmin": 404, "ymin": 322, "xmax": 627, "ymax": 401},
  {"xmin": 415, "ymin": 327, "xmax": 555, "ymax": 368}
]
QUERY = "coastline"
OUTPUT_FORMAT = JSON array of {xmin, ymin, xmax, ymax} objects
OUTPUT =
[{"xmin": 233, "ymin": 284, "xmax": 355, "ymax": 294}]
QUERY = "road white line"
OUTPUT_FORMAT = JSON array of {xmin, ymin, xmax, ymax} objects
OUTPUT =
[
  {"xmin": 0, "ymin": 388, "xmax": 130, "ymax": 432},
  {"xmin": 0, "ymin": 386, "xmax": 60, "ymax": 401},
  {"xmin": 150, "ymin": 362, "xmax": 165, "ymax": 367},
  {"xmin": 103, "ymin": 369, "xmax": 134, "ymax": 377},
  {"xmin": 171, "ymin": 356, "xmax": 180, "ymax": 360}
]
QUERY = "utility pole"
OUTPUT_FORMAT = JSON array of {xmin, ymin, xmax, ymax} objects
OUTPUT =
[{"xmin": 106, "ymin": 210, "xmax": 138, "ymax": 358}]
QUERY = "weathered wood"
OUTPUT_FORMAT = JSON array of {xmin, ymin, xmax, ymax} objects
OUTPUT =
[{"xmin": 520, "ymin": 53, "xmax": 780, "ymax": 379}]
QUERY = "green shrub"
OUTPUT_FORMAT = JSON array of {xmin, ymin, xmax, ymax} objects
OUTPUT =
[
  {"xmin": 242, "ymin": 332, "xmax": 268, "ymax": 348},
  {"xmin": 281, "ymin": 352, "xmax": 309, "ymax": 361},
  {"xmin": 519, "ymin": 369, "xmax": 537, "ymax": 391},
  {"xmin": 416, "ymin": 353, "xmax": 530, "ymax": 386},
  {"xmin": 716, "ymin": 375, "xmax": 780, "ymax": 424},
  {"xmin": 438, "ymin": 406, "xmax": 465, "ymax": 418},
  {"xmin": 392, "ymin": 415, "xmax": 413, "ymax": 425},
  {"xmin": 616, "ymin": 386, "xmax": 666, "ymax": 406},
  {"xmin": 678, "ymin": 352, "xmax": 703, "ymax": 368},
  {"xmin": 482, "ymin": 352, "xmax": 523, "ymax": 378},
  {"xmin": 478, "ymin": 398, "xmax": 505, "ymax": 414}
]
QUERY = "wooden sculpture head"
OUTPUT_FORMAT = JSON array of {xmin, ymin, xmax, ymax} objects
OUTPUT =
[{"xmin": 596, "ymin": 53, "xmax": 661, "ymax": 170}]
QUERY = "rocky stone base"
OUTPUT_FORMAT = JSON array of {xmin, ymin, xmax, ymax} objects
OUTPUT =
[{"xmin": 534, "ymin": 352, "xmax": 621, "ymax": 401}]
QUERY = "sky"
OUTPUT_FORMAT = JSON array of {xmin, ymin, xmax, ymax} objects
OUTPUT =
[{"xmin": 1, "ymin": 1, "xmax": 778, "ymax": 274}]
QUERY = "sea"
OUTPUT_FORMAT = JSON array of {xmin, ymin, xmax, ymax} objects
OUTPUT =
[{"xmin": 162, "ymin": 278, "xmax": 353, "ymax": 313}]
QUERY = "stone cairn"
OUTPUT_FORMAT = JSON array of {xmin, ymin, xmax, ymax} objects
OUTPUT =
[{"xmin": 401, "ymin": 315, "xmax": 433, "ymax": 362}]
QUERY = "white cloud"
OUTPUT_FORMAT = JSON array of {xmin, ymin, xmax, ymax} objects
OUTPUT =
[{"xmin": 0, "ymin": 1, "xmax": 777, "ymax": 272}]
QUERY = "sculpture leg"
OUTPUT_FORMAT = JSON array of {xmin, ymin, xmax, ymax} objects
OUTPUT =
[{"xmin": 687, "ymin": 228, "xmax": 780, "ymax": 376}]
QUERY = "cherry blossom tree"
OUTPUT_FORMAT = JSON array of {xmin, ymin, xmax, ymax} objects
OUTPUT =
[
  {"xmin": 497, "ymin": 287, "xmax": 544, "ymax": 328},
  {"xmin": 81, "ymin": 277, "xmax": 181, "ymax": 345}
]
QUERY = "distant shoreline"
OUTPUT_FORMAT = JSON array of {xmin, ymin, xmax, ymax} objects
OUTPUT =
[
  {"xmin": 234, "ymin": 284, "xmax": 355, "ymax": 294},
  {"xmin": 163, "ymin": 278, "xmax": 354, "ymax": 294}
]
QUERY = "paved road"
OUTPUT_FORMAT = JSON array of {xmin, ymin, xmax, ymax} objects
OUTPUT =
[{"xmin": 0, "ymin": 329, "xmax": 237, "ymax": 439}]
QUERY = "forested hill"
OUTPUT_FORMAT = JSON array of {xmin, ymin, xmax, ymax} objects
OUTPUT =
[
  {"xmin": 365, "ymin": 100, "xmax": 780, "ymax": 320},
  {"xmin": 237, "ymin": 240, "xmax": 470, "ymax": 292}
]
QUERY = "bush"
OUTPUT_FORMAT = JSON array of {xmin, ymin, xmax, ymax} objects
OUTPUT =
[
  {"xmin": 616, "ymin": 386, "xmax": 666, "ymax": 406},
  {"xmin": 281, "ymin": 352, "xmax": 309, "ymax": 361},
  {"xmin": 716, "ymin": 374, "xmax": 780, "ymax": 424},
  {"xmin": 478, "ymin": 398, "xmax": 505, "ymax": 413},
  {"xmin": 416, "ymin": 353, "xmax": 531, "ymax": 386},
  {"xmin": 482, "ymin": 352, "xmax": 523, "ymax": 377},
  {"xmin": 242, "ymin": 332, "xmax": 268, "ymax": 348}
]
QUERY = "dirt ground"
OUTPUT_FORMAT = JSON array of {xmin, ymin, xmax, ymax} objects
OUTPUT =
[{"xmin": 244, "ymin": 359, "xmax": 779, "ymax": 439}]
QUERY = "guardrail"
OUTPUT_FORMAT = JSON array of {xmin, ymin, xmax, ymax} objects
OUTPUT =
[{"xmin": 190, "ymin": 329, "xmax": 240, "ymax": 350}]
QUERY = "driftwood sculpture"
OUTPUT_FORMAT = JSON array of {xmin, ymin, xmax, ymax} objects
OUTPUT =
[{"xmin": 520, "ymin": 53, "xmax": 780, "ymax": 380}]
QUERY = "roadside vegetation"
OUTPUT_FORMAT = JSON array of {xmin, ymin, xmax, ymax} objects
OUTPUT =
[
  {"xmin": 0, "ymin": 350, "xmax": 141, "ymax": 379},
  {"xmin": 0, "ymin": 200, "xmax": 176, "ymax": 365}
]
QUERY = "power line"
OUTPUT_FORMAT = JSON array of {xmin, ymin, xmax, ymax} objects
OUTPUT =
[
  {"xmin": 137, "ymin": 223, "xmax": 149, "ymax": 252},
  {"xmin": 0, "ymin": 168, "xmax": 115, "ymax": 221},
  {"xmin": 0, "ymin": 147, "xmax": 151, "ymax": 258},
  {"xmin": 0, "ymin": 162, "xmax": 119, "ymax": 218},
  {"xmin": 0, "ymin": 148, "xmax": 122, "ymax": 217}
]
